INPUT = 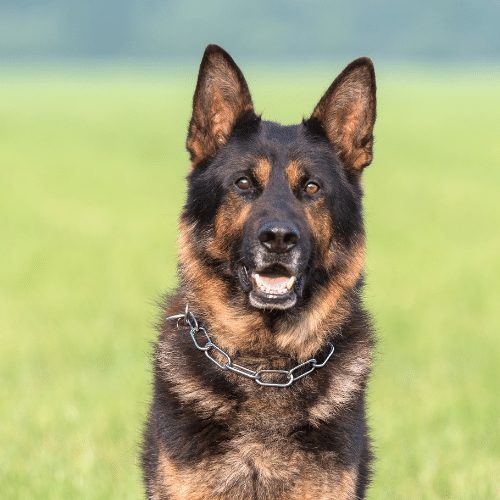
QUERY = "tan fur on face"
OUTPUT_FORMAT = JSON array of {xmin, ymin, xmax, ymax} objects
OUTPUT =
[
  {"xmin": 206, "ymin": 192, "xmax": 250, "ymax": 260},
  {"xmin": 254, "ymin": 157, "xmax": 272, "ymax": 187},
  {"xmin": 285, "ymin": 160, "xmax": 303, "ymax": 190},
  {"xmin": 304, "ymin": 198, "xmax": 334, "ymax": 262}
]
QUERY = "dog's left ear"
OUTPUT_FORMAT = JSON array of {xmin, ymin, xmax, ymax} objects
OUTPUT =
[
  {"xmin": 307, "ymin": 57, "xmax": 376, "ymax": 174},
  {"xmin": 187, "ymin": 44, "xmax": 256, "ymax": 166}
]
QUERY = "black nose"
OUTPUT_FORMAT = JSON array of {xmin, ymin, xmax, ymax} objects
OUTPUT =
[{"xmin": 258, "ymin": 222, "xmax": 300, "ymax": 253}]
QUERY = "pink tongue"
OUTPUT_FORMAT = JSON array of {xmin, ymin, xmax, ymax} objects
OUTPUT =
[{"xmin": 260, "ymin": 275, "xmax": 289, "ymax": 286}]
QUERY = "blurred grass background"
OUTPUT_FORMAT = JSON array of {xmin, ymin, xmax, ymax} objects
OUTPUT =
[{"xmin": 1, "ymin": 67, "xmax": 499, "ymax": 499}]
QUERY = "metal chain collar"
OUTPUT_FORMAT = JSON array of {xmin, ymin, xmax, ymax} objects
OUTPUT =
[{"xmin": 166, "ymin": 305, "xmax": 335, "ymax": 388}]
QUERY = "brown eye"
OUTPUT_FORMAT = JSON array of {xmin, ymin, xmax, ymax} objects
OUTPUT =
[
  {"xmin": 235, "ymin": 177, "xmax": 251, "ymax": 190},
  {"xmin": 304, "ymin": 181, "xmax": 320, "ymax": 195}
]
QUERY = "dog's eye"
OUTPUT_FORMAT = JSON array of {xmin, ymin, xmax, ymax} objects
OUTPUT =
[
  {"xmin": 235, "ymin": 177, "xmax": 252, "ymax": 191},
  {"xmin": 304, "ymin": 181, "xmax": 320, "ymax": 195}
]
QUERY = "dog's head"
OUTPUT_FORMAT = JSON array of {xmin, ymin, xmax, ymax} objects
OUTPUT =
[{"xmin": 181, "ymin": 45, "xmax": 376, "ymax": 315}]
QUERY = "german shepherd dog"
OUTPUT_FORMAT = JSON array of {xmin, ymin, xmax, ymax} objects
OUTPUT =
[{"xmin": 142, "ymin": 44, "xmax": 377, "ymax": 499}]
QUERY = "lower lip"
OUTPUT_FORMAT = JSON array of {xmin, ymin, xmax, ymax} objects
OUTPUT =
[{"xmin": 249, "ymin": 289, "xmax": 297, "ymax": 310}]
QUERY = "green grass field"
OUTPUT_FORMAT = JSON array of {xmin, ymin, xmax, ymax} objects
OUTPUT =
[{"xmin": 1, "ymin": 67, "xmax": 499, "ymax": 499}]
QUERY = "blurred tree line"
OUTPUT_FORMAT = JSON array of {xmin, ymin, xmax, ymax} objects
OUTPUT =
[{"xmin": 0, "ymin": 0, "xmax": 498, "ymax": 62}]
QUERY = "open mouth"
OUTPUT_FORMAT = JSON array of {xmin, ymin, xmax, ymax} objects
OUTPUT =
[
  {"xmin": 253, "ymin": 272, "xmax": 296, "ymax": 295},
  {"xmin": 239, "ymin": 264, "xmax": 298, "ymax": 310}
]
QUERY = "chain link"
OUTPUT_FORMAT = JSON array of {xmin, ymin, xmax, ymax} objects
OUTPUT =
[{"xmin": 166, "ymin": 305, "xmax": 334, "ymax": 388}]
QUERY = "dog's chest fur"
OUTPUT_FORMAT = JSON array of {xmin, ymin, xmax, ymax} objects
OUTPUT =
[{"xmin": 142, "ymin": 297, "xmax": 373, "ymax": 499}]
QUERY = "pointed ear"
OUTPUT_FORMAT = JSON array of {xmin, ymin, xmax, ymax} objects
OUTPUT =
[
  {"xmin": 308, "ymin": 57, "xmax": 376, "ymax": 174},
  {"xmin": 186, "ymin": 45, "xmax": 256, "ymax": 166}
]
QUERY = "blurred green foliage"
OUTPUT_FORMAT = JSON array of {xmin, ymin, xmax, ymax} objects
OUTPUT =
[
  {"xmin": 0, "ymin": 67, "xmax": 499, "ymax": 498},
  {"xmin": 0, "ymin": 0, "xmax": 499, "ymax": 62}
]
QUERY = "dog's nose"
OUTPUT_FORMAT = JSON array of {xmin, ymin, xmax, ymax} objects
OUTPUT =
[{"xmin": 258, "ymin": 222, "xmax": 300, "ymax": 253}]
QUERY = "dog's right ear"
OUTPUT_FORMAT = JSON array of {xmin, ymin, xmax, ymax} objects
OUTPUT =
[{"xmin": 187, "ymin": 45, "xmax": 256, "ymax": 167}]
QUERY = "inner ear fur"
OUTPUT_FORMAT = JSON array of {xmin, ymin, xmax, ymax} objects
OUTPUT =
[
  {"xmin": 308, "ymin": 57, "xmax": 376, "ymax": 173},
  {"xmin": 187, "ymin": 44, "xmax": 255, "ymax": 166}
]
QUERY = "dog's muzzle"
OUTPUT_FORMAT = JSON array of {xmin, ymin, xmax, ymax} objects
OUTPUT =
[{"xmin": 238, "ymin": 220, "xmax": 308, "ymax": 310}]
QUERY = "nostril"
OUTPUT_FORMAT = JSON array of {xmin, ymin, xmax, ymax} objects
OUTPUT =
[
  {"xmin": 283, "ymin": 232, "xmax": 299, "ymax": 248},
  {"xmin": 258, "ymin": 230, "xmax": 275, "ymax": 245}
]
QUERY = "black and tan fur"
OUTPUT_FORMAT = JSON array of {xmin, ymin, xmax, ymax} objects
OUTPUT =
[{"xmin": 142, "ymin": 45, "xmax": 377, "ymax": 499}]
